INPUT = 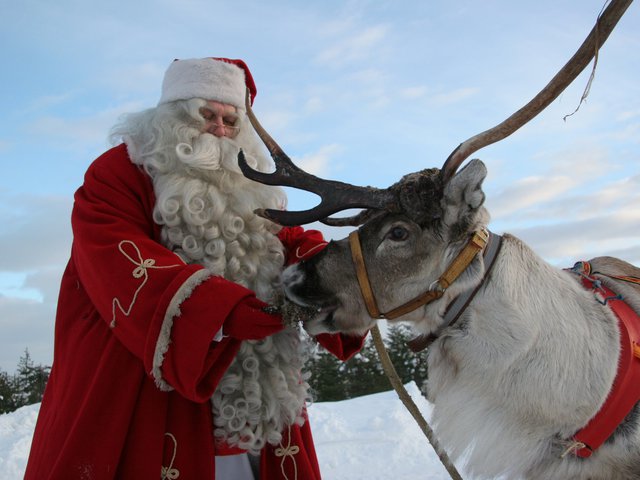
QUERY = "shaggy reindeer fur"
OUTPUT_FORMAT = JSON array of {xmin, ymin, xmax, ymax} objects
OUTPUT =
[{"xmin": 282, "ymin": 160, "xmax": 640, "ymax": 479}]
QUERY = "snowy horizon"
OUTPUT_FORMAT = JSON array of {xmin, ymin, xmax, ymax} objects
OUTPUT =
[{"xmin": 0, "ymin": 383, "xmax": 463, "ymax": 479}]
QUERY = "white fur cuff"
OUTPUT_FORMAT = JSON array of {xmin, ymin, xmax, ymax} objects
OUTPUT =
[{"xmin": 151, "ymin": 268, "xmax": 212, "ymax": 391}]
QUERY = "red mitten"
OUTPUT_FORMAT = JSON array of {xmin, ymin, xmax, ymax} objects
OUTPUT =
[{"xmin": 223, "ymin": 296, "xmax": 285, "ymax": 340}]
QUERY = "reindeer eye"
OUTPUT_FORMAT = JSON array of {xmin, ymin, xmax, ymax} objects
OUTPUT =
[{"xmin": 388, "ymin": 226, "xmax": 409, "ymax": 242}]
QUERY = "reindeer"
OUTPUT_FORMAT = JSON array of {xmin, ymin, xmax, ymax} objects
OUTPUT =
[{"xmin": 240, "ymin": 1, "xmax": 640, "ymax": 478}]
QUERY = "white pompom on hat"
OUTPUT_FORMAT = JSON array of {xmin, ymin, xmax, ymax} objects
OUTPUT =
[{"xmin": 158, "ymin": 57, "xmax": 257, "ymax": 108}]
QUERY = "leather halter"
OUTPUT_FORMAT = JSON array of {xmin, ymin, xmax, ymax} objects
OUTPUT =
[
  {"xmin": 406, "ymin": 231, "xmax": 502, "ymax": 352},
  {"xmin": 349, "ymin": 228, "xmax": 490, "ymax": 321}
]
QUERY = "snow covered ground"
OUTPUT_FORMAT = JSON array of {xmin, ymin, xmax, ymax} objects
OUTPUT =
[
  {"xmin": 0, "ymin": 382, "xmax": 464, "ymax": 479},
  {"xmin": 0, "ymin": 399, "xmax": 38, "ymax": 478},
  {"xmin": 309, "ymin": 383, "xmax": 460, "ymax": 480}
]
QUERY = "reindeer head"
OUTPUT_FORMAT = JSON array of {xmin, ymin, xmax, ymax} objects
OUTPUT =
[
  {"xmin": 238, "ymin": 0, "xmax": 630, "ymax": 335},
  {"xmin": 238, "ymin": 91, "xmax": 493, "ymax": 335},
  {"xmin": 282, "ymin": 160, "xmax": 490, "ymax": 336}
]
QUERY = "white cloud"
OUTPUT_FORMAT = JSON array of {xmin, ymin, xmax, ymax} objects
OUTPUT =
[
  {"xmin": 0, "ymin": 272, "xmax": 43, "ymax": 302},
  {"xmin": 488, "ymin": 175, "xmax": 578, "ymax": 218},
  {"xmin": 0, "ymin": 193, "xmax": 72, "ymax": 371},
  {"xmin": 512, "ymin": 210, "xmax": 640, "ymax": 266},
  {"xmin": 304, "ymin": 96, "xmax": 325, "ymax": 114},
  {"xmin": 400, "ymin": 86, "xmax": 428, "ymax": 99},
  {"xmin": 607, "ymin": 121, "xmax": 640, "ymax": 143},
  {"xmin": 0, "ymin": 193, "xmax": 73, "ymax": 271},
  {"xmin": 486, "ymin": 164, "xmax": 640, "ymax": 267},
  {"xmin": 26, "ymin": 100, "xmax": 145, "ymax": 150},
  {"xmin": 486, "ymin": 142, "xmax": 634, "ymax": 222},
  {"xmin": 295, "ymin": 144, "xmax": 343, "ymax": 177},
  {"xmin": 23, "ymin": 93, "xmax": 75, "ymax": 113},
  {"xmin": 616, "ymin": 109, "xmax": 640, "ymax": 122},
  {"xmin": 314, "ymin": 13, "xmax": 357, "ymax": 38},
  {"xmin": 346, "ymin": 68, "xmax": 389, "ymax": 86},
  {"xmin": 24, "ymin": 267, "xmax": 66, "ymax": 305},
  {"xmin": 259, "ymin": 109, "xmax": 298, "ymax": 133},
  {"xmin": 0, "ymin": 295, "xmax": 55, "ymax": 372},
  {"xmin": 428, "ymin": 87, "xmax": 479, "ymax": 106},
  {"xmin": 342, "ymin": 68, "xmax": 391, "ymax": 108},
  {"xmin": 315, "ymin": 25, "xmax": 390, "ymax": 67},
  {"xmin": 99, "ymin": 62, "xmax": 166, "ymax": 97}
]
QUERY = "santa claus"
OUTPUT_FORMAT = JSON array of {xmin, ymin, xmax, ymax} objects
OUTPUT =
[{"xmin": 24, "ymin": 57, "xmax": 364, "ymax": 479}]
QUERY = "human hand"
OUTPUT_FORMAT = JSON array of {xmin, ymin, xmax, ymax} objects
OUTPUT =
[{"xmin": 224, "ymin": 296, "xmax": 285, "ymax": 340}]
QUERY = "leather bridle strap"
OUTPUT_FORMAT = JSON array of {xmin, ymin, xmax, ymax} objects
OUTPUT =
[
  {"xmin": 406, "ymin": 230, "xmax": 503, "ymax": 352},
  {"xmin": 349, "ymin": 230, "xmax": 385, "ymax": 318},
  {"xmin": 349, "ymin": 228, "xmax": 490, "ymax": 320}
]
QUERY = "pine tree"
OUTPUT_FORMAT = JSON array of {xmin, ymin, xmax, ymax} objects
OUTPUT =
[
  {"xmin": 0, "ymin": 369, "xmax": 17, "ymax": 414},
  {"xmin": 14, "ymin": 349, "xmax": 50, "ymax": 408},
  {"xmin": 385, "ymin": 323, "xmax": 430, "ymax": 391},
  {"xmin": 304, "ymin": 327, "xmax": 430, "ymax": 402},
  {"xmin": 342, "ymin": 336, "xmax": 388, "ymax": 399},
  {"xmin": 385, "ymin": 324, "xmax": 415, "ymax": 385},
  {"xmin": 305, "ymin": 347, "xmax": 346, "ymax": 402}
]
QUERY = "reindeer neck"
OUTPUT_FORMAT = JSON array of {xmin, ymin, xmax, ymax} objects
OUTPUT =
[
  {"xmin": 439, "ymin": 233, "xmax": 621, "ymax": 426},
  {"xmin": 426, "ymin": 233, "xmax": 625, "ymax": 477}
]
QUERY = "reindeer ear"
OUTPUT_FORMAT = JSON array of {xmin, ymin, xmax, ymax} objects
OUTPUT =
[
  {"xmin": 443, "ymin": 159, "xmax": 487, "ymax": 208},
  {"xmin": 441, "ymin": 159, "xmax": 487, "ymax": 234}
]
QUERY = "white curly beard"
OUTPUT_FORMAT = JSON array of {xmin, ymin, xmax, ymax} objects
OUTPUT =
[{"xmin": 122, "ymin": 102, "xmax": 311, "ymax": 453}]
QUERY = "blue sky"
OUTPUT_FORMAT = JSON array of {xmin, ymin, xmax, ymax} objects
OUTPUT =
[{"xmin": 1, "ymin": 0, "xmax": 638, "ymax": 372}]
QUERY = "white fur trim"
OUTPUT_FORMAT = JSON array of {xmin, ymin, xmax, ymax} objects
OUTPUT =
[
  {"xmin": 151, "ymin": 268, "xmax": 212, "ymax": 391},
  {"xmin": 158, "ymin": 58, "xmax": 247, "ymax": 108}
]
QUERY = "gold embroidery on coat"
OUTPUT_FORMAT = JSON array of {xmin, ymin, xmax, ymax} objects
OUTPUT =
[
  {"xmin": 161, "ymin": 432, "xmax": 180, "ymax": 479},
  {"xmin": 275, "ymin": 426, "xmax": 300, "ymax": 480},
  {"xmin": 111, "ymin": 240, "xmax": 182, "ymax": 328}
]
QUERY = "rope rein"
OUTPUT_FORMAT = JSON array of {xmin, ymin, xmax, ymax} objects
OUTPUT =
[
  {"xmin": 370, "ymin": 325, "xmax": 464, "ymax": 480},
  {"xmin": 349, "ymin": 230, "xmax": 493, "ymax": 480}
]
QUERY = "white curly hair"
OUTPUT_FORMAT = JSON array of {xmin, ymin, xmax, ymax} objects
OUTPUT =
[{"xmin": 110, "ymin": 98, "xmax": 311, "ymax": 453}]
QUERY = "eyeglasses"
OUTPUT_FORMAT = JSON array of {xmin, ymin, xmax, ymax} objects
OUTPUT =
[
  {"xmin": 199, "ymin": 107, "xmax": 240, "ymax": 136},
  {"xmin": 208, "ymin": 123, "xmax": 240, "ymax": 136}
]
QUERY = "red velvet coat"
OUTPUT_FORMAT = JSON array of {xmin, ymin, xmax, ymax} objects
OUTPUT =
[{"xmin": 24, "ymin": 144, "xmax": 364, "ymax": 480}]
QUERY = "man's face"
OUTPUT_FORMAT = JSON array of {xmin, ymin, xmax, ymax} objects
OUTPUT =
[{"xmin": 199, "ymin": 100, "xmax": 240, "ymax": 138}]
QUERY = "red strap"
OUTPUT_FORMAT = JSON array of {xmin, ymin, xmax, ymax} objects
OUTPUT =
[{"xmin": 571, "ymin": 271, "xmax": 640, "ymax": 457}]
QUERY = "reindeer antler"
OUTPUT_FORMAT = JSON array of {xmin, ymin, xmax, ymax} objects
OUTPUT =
[
  {"xmin": 240, "ymin": 0, "xmax": 633, "ymax": 226},
  {"xmin": 238, "ymin": 90, "xmax": 397, "ymax": 226},
  {"xmin": 440, "ymin": 0, "xmax": 633, "ymax": 183}
]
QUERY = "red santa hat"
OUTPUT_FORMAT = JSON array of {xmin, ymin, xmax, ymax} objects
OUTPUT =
[{"xmin": 158, "ymin": 57, "xmax": 257, "ymax": 108}]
